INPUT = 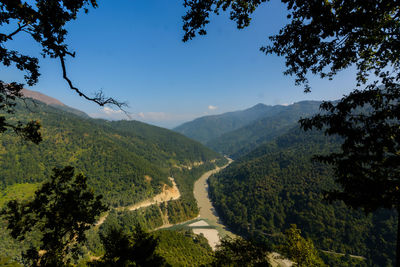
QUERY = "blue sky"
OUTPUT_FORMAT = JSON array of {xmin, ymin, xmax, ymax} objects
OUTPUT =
[{"xmin": 2, "ymin": 0, "xmax": 357, "ymax": 128}]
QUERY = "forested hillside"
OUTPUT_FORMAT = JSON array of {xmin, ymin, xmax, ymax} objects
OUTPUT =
[
  {"xmin": 174, "ymin": 103, "xmax": 286, "ymax": 143},
  {"xmin": 0, "ymin": 98, "xmax": 223, "ymax": 207},
  {"xmin": 208, "ymin": 128, "xmax": 396, "ymax": 266},
  {"xmin": 0, "ymin": 97, "xmax": 228, "ymax": 263},
  {"xmin": 206, "ymin": 101, "xmax": 321, "ymax": 158}
]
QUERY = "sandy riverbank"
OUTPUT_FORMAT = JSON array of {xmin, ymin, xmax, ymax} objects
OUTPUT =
[
  {"xmin": 192, "ymin": 159, "xmax": 235, "ymax": 248},
  {"xmin": 95, "ymin": 177, "xmax": 180, "ymax": 226}
]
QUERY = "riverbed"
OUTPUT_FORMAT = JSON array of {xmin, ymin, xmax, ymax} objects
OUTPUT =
[{"xmin": 192, "ymin": 159, "xmax": 235, "ymax": 247}]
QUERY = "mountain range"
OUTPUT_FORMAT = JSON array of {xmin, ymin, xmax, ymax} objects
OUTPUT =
[
  {"xmin": 1, "ymin": 91, "xmax": 223, "ymax": 207},
  {"xmin": 2, "ymin": 91, "xmax": 396, "ymax": 266},
  {"xmin": 208, "ymin": 127, "xmax": 395, "ymax": 266},
  {"xmin": 174, "ymin": 101, "xmax": 322, "ymax": 158}
]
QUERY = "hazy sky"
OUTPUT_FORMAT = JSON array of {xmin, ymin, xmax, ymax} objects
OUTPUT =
[{"xmin": 2, "ymin": 0, "xmax": 358, "ymax": 128}]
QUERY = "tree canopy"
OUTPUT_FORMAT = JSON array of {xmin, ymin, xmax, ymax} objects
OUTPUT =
[
  {"xmin": 301, "ymin": 85, "xmax": 400, "ymax": 213},
  {"xmin": 1, "ymin": 166, "xmax": 107, "ymax": 266},
  {"xmin": 0, "ymin": 0, "xmax": 125, "ymax": 144},
  {"xmin": 212, "ymin": 236, "xmax": 271, "ymax": 267},
  {"xmin": 183, "ymin": 0, "xmax": 399, "ymax": 91},
  {"xmin": 91, "ymin": 224, "xmax": 166, "ymax": 267},
  {"xmin": 183, "ymin": 0, "xmax": 400, "ymax": 265},
  {"xmin": 280, "ymin": 224, "xmax": 325, "ymax": 267}
]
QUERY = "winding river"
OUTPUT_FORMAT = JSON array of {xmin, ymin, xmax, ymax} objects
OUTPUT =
[
  {"xmin": 192, "ymin": 159, "xmax": 293, "ymax": 267},
  {"xmin": 193, "ymin": 158, "xmax": 235, "ymax": 238}
]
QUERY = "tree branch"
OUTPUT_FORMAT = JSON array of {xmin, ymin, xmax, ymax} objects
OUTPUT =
[
  {"xmin": 58, "ymin": 52, "xmax": 128, "ymax": 112},
  {"xmin": 4, "ymin": 23, "xmax": 29, "ymax": 41}
]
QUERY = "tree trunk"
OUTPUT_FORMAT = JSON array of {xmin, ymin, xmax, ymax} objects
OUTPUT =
[{"xmin": 397, "ymin": 206, "xmax": 400, "ymax": 267}]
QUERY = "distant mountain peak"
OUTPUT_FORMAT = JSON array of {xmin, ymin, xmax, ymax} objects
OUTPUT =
[
  {"xmin": 21, "ymin": 89, "xmax": 89, "ymax": 118},
  {"xmin": 248, "ymin": 103, "xmax": 269, "ymax": 110},
  {"xmin": 253, "ymin": 103, "xmax": 267, "ymax": 108},
  {"xmin": 22, "ymin": 89, "xmax": 65, "ymax": 107}
]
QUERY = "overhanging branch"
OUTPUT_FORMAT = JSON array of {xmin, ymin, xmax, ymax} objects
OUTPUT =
[{"xmin": 58, "ymin": 52, "xmax": 128, "ymax": 112}]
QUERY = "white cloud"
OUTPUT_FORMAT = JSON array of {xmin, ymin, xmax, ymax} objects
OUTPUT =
[
  {"xmin": 132, "ymin": 112, "xmax": 197, "ymax": 128},
  {"xmin": 280, "ymin": 103, "xmax": 293, "ymax": 106},
  {"xmin": 89, "ymin": 107, "xmax": 127, "ymax": 120},
  {"xmin": 90, "ymin": 108, "xmax": 200, "ymax": 128},
  {"xmin": 208, "ymin": 105, "xmax": 218, "ymax": 110},
  {"xmin": 103, "ymin": 106, "xmax": 124, "ymax": 115},
  {"xmin": 135, "ymin": 112, "xmax": 169, "ymax": 121}
]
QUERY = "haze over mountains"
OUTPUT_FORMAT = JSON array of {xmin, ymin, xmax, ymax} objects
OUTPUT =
[
  {"xmin": 174, "ymin": 103, "xmax": 286, "ymax": 143},
  {"xmin": 1, "ymin": 90, "xmax": 396, "ymax": 266},
  {"xmin": 1, "ymin": 91, "xmax": 224, "ymax": 207},
  {"xmin": 174, "ymin": 100, "xmax": 395, "ymax": 265},
  {"xmin": 174, "ymin": 101, "xmax": 322, "ymax": 158}
]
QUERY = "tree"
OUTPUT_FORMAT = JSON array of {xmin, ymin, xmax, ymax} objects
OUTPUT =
[
  {"xmin": 0, "ymin": 166, "xmax": 107, "ymax": 266},
  {"xmin": 91, "ymin": 224, "xmax": 166, "ymax": 267},
  {"xmin": 0, "ymin": 0, "xmax": 125, "ymax": 143},
  {"xmin": 0, "ymin": 255, "xmax": 22, "ymax": 267},
  {"xmin": 300, "ymin": 82, "xmax": 400, "ymax": 265},
  {"xmin": 212, "ymin": 236, "xmax": 271, "ymax": 266},
  {"xmin": 280, "ymin": 224, "xmax": 325, "ymax": 267},
  {"xmin": 183, "ymin": 1, "xmax": 400, "ymax": 265},
  {"xmin": 182, "ymin": 0, "xmax": 399, "ymax": 92}
]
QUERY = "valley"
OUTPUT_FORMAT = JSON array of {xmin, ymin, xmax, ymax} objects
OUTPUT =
[
  {"xmin": 0, "ymin": 94, "xmax": 397, "ymax": 266},
  {"xmin": 192, "ymin": 158, "xmax": 235, "ymax": 247},
  {"xmin": 96, "ymin": 177, "xmax": 181, "ymax": 226},
  {"xmin": 1, "ymin": 1, "xmax": 398, "ymax": 266}
]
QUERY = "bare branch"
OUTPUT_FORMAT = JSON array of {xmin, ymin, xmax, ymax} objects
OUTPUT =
[
  {"xmin": 4, "ymin": 23, "xmax": 29, "ymax": 40},
  {"xmin": 58, "ymin": 52, "xmax": 128, "ymax": 111}
]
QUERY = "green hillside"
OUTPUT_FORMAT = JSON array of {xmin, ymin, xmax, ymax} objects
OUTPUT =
[
  {"xmin": 174, "ymin": 103, "xmax": 286, "ymax": 144},
  {"xmin": 0, "ymin": 98, "xmax": 223, "ymax": 207},
  {"xmin": 206, "ymin": 101, "xmax": 321, "ymax": 158},
  {"xmin": 154, "ymin": 230, "xmax": 213, "ymax": 266},
  {"xmin": 208, "ymin": 128, "xmax": 396, "ymax": 266},
  {"xmin": 0, "ymin": 97, "xmax": 228, "ymax": 263}
]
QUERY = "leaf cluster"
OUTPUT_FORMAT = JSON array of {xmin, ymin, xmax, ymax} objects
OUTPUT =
[
  {"xmin": 0, "ymin": 0, "xmax": 125, "ymax": 142},
  {"xmin": 183, "ymin": 1, "xmax": 400, "ymax": 91},
  {"xmin": 0, "ymin": 166, "xmax": 107, "ymax": 266},
  {"xmin": 207, "ymin": 127, "xmax": 396, "ymax": 265},
  {"xmin": 91, "ymin": 223, "xmax": 166, "ymax": 267},
  {"xmin": 212, "ymin": 236, "xmax": 271, "ymax": 267},
  {"xmin": 280, "ymin": 224, "xmax": 325, "ymax": 267},
  {"xmin": 301, "ymin": 84, "xmax": 400, "ymax": 213}
]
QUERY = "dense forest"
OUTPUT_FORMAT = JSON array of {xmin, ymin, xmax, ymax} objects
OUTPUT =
[
  {"xmin": 175, "ymin": 101, "xmax": 322, "ymax": 159},
  {"xmin": 207, "ymin": 101, "xmax": 321, "ymax": 158},
  {"xmin": 174, "ymin": 103, "xmax": 286, "ymax": 143},
  {"xmin": 0, "ymin": 99, "xmax": 223, "ymax": 206},
  {"xmin": 208, "ymin": 127, "xmax": 397, "ymax": 266},
  {"xmin": 87, "ymin": 211, "xmax": 214, "ymax": 267},
  {"xmin": 0, "ymin": 98, "xmax": 227, "ymax": 264}
]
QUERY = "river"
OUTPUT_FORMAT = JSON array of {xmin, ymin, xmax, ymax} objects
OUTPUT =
[
  {"xmin": 192, "ymin": 158, "xmax": 235, "ymax": 238},
  {"xmin": 192, "ymin": 159, "xmax": 293, "ymax": 266}
]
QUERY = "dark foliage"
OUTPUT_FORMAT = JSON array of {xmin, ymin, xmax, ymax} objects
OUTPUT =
[
  {"xmin": 91, "ymin": 224, "xmax": 166, "ymax": 267},
  {"xmin": 183, "ymin": 0, "xmax": 400, "ymax": 91},
  {"xmin": 1, "ymin": 166, "xmax": 107, "ymax": 266},
  {"xmin": 0, "ymin": 82, "xmax": 42, "ymax": 144},
  {"xmin": 0, "ymin": 0, "xmax": 124, "ymax": 107},
  {"xmin": 183, "ymin": 1, "xmax": 400, "ymax": 265},
  {"xmin": 301, "ymin": 85, "xmax": 400, "ymax": 213},
  {"xmin": 301, "ymin": 81, "xmax": 400, "ymax": 265},
  {"xmin": 0, "ymin": 99, "xmax": 222, "ymax": 207},
  {"xmin": 208, "ymin": 128, "xmax": 396, "ymax": 266},
  {"xmin": 212, "ymin": 236, "xmax": 271, "ymax": 267}
]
